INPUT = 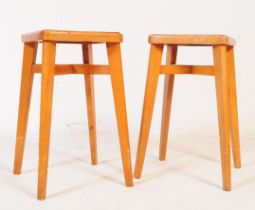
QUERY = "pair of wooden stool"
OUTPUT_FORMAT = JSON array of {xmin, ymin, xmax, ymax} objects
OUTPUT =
[{"xmin": 14, "ymin": 30, "xmax": 241, "ymax": 200}]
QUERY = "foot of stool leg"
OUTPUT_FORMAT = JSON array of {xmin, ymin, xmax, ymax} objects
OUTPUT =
[
  {"xmin": 134, "ymin": 44, "xmax": 164, "ymax": 178},
  {"xmin": 14, "ymin": 43, "xmax": 38, "ymax": 174},
  {"xmin": 159, "ymin": 46, "xmax": 177, "ymax": 161},
  {"xmin": 37, "ymin": 42, "xmax": 56, "ymax": 200},
  {"xmin": 227, "ymin": 47, "xmax": 241, "ymax": 169},
  {"xmin": 82, "ymin": 43, "xmax": 97, "ymax": 165},
  {"xmin": 214, "ymin": 46, "xmax": 231, "ymax": 191},
  {"xmin": 107, "ymin": 43, "xmax": 133, "ymax": 186}
]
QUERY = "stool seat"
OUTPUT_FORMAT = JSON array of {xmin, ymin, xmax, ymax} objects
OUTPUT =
[
  {"xmin": 22, "ymin": 29, "xmax": 123, "ymax": 43},
  {"xmin": 149, "ymin": 34, "xmax": 235, "ymax": 46}
]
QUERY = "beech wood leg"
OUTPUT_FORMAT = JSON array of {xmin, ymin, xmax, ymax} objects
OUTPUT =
[
  {"xmin": 227, "ymin": 47, "xmax": 241, "ymax": 168},
  {"xmin": 82, "ymin": 43, "xmax": 97, "ymax": 165},
  {"xmin": 106, "ymin": 43, "xmax": 133, "ymax": 186},
  {"xmin": 159, "ymin": 45, "xmax": 177, "ymax": 160},
  {"xmin": 134, "ymin": 44, "xmax": 164, "ymax": 178},
  {"xmin": 213, "ymin": 45, "xmax": 231, "ymax": 191},
  {"xmin": 37, "ymin": 41, "xmax": 56, "ymax": 200},
  {"xmin": 14, "ymin": 42, "xmax": 38, "ymax": 174}
]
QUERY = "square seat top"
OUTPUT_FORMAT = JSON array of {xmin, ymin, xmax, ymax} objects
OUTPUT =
[
  {"xmin": 22, "ymin": 30, "xmax": 123, "ymax": 43},
  {"xmin": 149, "ymin": 34, "xmax": 235, "ymax": 46}
]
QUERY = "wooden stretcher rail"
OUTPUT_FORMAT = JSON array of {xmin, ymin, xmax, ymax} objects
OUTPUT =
[
  {"xmin": 160, "ymin": 65, "xmax": 215, "ymax": 76},
  {"xmin": 32, "ymin": 64, "xmax": 110, "ymax": 75}
]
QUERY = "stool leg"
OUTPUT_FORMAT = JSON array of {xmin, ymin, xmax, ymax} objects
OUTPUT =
[
  {"xmin": 37, "ymin": 42, "xmax": 56, "ymax": 200},
  {"xmin": 159, "ymin": 46, "xmax": 177, "ymax": 160},
  {"xmin": 213, "ymin": 46, "xmax": 231, "ymax": 191},
  {"xmin": 14, "ymin": 43, "xmax": 38, "ymax": 174},
  {"xmin": 106, "ymin": 43, "xmax": 133, "ymax": 186},
  {"xmin": 82, "ymin": 43, "xmax": 97, "ymax": 165},
  {"xmin": 227, "ymin": 47, "xmax": 241, "ymax": 168},
  {"xmin": 134, "ymin": 44, "xmax": 164, "ymax": 178}
]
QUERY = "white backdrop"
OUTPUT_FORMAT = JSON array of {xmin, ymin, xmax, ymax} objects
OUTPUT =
[{"xmin": 0, "ymin": 0, "xmax": 254, "ymax": 138}]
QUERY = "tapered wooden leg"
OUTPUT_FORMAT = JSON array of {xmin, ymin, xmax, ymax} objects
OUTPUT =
[
  {"xmin": 134, "ymin": 44, "xmax": 164, "ymax": 178},
  {"xmin": 14, "ymin": 43, "xmax": 38, "ymax": 174},
  {"xmin": 159, "ymin": 46, "xmax": 177, "ymax": 160},
  {"xmin": 106, "ymin": 43, "xmax": 133, "ymax": 186},
  {"xmin": 82, "ymin": 43, "xmax": 97, "ymax": 165},
  {"xmin": 227, "ymin": 47, "xmax": 241, "ymax": 168},
  {"xmin": 37, "ymin": 42, "xmax": 56, "ymax": 200},
  {"xmin": 213, "ymin": 46, "xmax": 231, "ymax": 191}
]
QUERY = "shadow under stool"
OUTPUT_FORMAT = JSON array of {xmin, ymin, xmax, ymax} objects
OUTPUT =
[
  {"xmin": 134, "ymin": 34, "xmax": 241, "ymax": 191},
  {"xmin": 13, "ymin": 30, "xmax": 133, "ymax": 200}
]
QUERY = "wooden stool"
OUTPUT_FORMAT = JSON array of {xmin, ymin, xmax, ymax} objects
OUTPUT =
[
  {"xmin": 134, "ymin": 34, "xmax": 241, "ymax": 191},
  {"xmin": 14, "ymin": 30, "xmax": 133, "ymax": 200}
]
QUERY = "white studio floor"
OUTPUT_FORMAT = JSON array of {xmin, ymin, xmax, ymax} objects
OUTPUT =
[{"xmin": 0, "ymin": 130, "xmax": 255, "ymax": 210}]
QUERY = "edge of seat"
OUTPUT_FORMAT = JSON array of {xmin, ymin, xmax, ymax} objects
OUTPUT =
[
  {"xmin": 22, "ymin": 30, "xmax": 123, "ymax": 43},
  {"xmin": 148, "ymin": 34, "xmax": 236, "ymax": 46}
]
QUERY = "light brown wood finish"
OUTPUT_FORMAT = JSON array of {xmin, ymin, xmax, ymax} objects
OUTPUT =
[
  {"xmin": 135, "ymin": 35, "xmax": 241, "ymax": 191},
  {"xmin": 14, "ymin": 43, "xmax": 38, "ymax": 174},
  {"xmin": 159, "ymin": 46, "xmax": 177, "ymax": 160},
  {"xmin": 82, "ymin": 43, "xmax": 97, "ymax": 165},
  {"xmin": 149, "ymin": 34, "xmax": 235, "ymax": 46},
  {"xmin": 33, "ymin": 64, "xmax": 214, "ymax": 76},
  {"xmin": 22, "ymin": 30, "xmax": 123, "ymax": 43},
  {"xmin": 213, "ymin": 46, "xmax": 231, "ymax": 191},
  {"xmin": 134, "ymin": 44, "xmax": 164, "ymax": 178},
  {"xmin": 15, "ymin": 31, "xmax": 133, "ymax": 200},
  {"xmin": 106, "ymin": 43, "xmax": 133, "ymax": 186},
  {"xmin": 37, "ymin": 42, "xmax": 56, "ymax": 200},
  {"xmin": 227, "ymin": 47, "xmax": 241, "ymax": 168},
  {"xmin": 33, "ymin": 64, "xmax": 109, "ymax": 75},
  {"xmin": 160, "ymin": 65, "xmax": 214, "ymax": 75}
]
